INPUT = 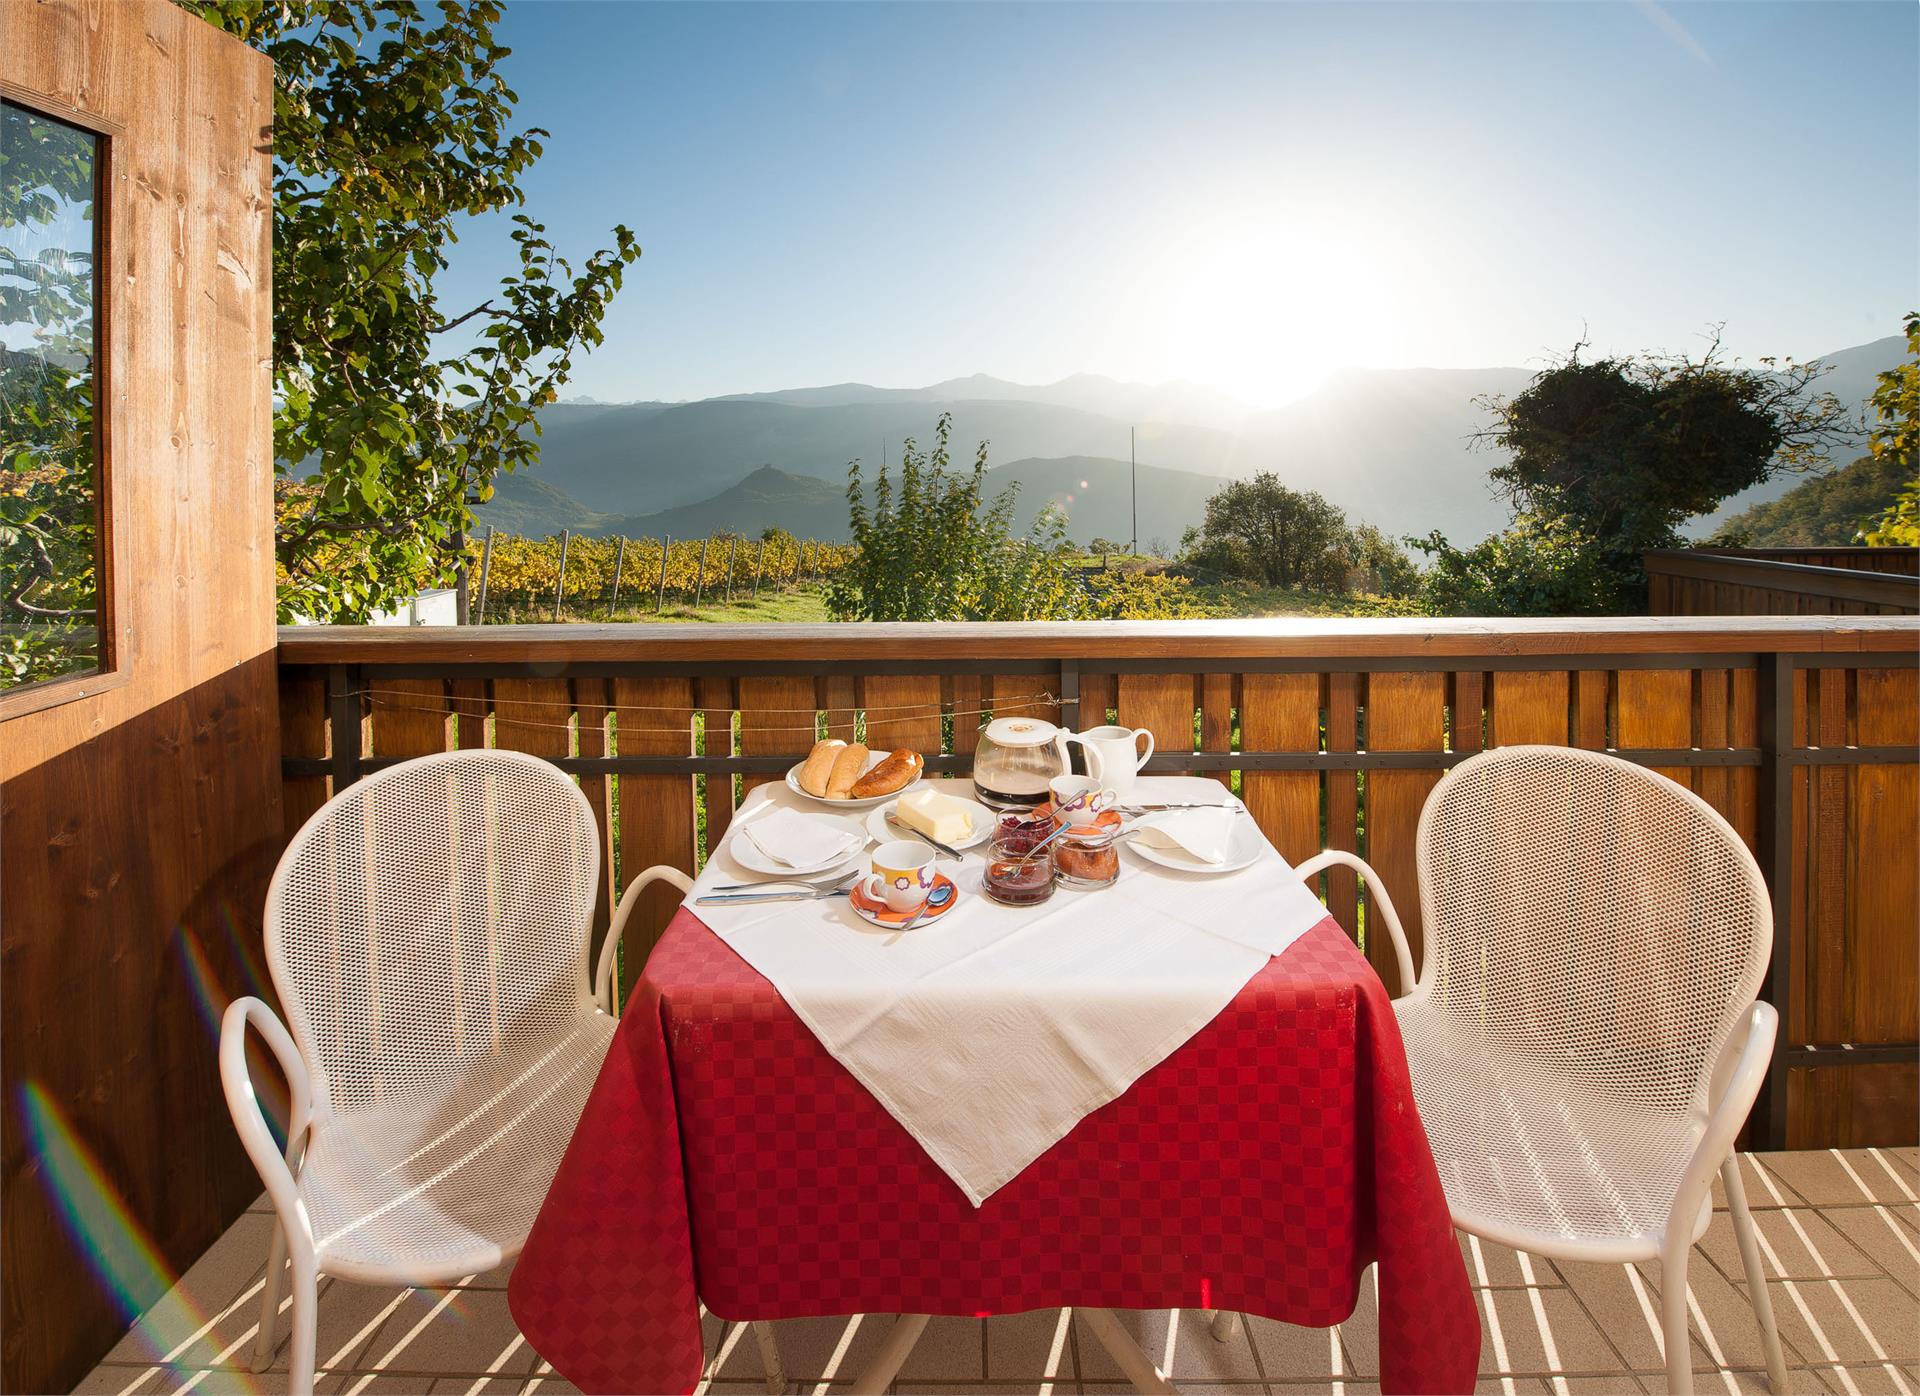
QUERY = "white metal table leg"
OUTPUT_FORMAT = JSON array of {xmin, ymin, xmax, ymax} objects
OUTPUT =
[
  {"xmin": 750, "ymin": 1320, "xmax": 786, "ymax": 1394},
  {"xmin": 1208, "ymin": 1310, "xmax": 1242, "ymax": 1343},
  {"xmin": 1079, "ymin": 1307, "xmax": 1178, "ymax": 1394},
  {"xmin": 847, "ymin": 1313, "xmax": 931, "ymax": 1396}
]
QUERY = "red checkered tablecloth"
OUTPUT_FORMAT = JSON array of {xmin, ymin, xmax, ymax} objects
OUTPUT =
[{"xmin": 508, "ymin": 911, "xmax": 1479, "ymax": 1394}]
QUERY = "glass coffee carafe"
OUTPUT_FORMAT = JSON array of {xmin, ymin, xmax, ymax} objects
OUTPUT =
[{"xmin": 970, "ymin": 717, "xmax": 1105, "ymax": 809}]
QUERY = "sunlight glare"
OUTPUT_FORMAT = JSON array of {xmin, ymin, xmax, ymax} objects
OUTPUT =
[{"xmin": 1156, "ymin": 213, "xmax": 1391, "ymax": 406}]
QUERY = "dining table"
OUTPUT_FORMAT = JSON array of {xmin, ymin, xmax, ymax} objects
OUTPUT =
[{"xmin": 507, "ymin": 777, "xmax": 1480, "ymax": 1394}]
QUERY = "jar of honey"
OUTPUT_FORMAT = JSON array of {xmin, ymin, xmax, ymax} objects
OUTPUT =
[{"xmin": 1053, "ymin": 823, "xmax": 1120, "ymax": 888}]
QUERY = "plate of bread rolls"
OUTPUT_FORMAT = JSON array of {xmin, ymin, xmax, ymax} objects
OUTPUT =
[{"xmin": 788, "ymin": 739, "xmax": 925, "ymax": 807}]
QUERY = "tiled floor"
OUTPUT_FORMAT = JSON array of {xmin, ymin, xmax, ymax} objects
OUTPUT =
[{"xmin": 76, "ymin": 1150, "xmax": 1919, "ymax": 1396}]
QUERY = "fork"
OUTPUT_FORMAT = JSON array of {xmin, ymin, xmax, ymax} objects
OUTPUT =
[
  {"xmin": 710, "ymin": 866, "xmax": 861, "ymax": 893},
  {"xmin": 697, "ymin": 872, "xmax": 861, "ymax": 906}
]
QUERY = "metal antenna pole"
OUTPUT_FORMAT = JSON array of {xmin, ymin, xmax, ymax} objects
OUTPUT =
[{"xmin": 1130, "ymin": 426, "xmax": 1137, "ymax": 554}]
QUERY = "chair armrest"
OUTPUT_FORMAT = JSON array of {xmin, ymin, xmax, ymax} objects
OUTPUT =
[
  {"xmin": 1294, "ymin": 849, "xmax": 1418, "ymax": 995},
  {"xmin": 220, "ymin": 997, "xmax": 315, "ymax": 1235},
  {"xmin": 596, "ymin": 865, "xmax": 694, "ymax": 1011},
  {"xmin": 1668, "ymin": 1001, "xmax": 1778, "ymax": 1240}
]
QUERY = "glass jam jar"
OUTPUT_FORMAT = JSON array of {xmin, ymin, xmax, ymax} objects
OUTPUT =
[
  {"xmin": 995, "ymin": 806, "xmax": 1055, "ymax": 854},
  {"xmin": 983, "ymin": 826, "xmax": 1057, "ymax": 906},
  {"xmin": 1053, "ymin": 823, "xmax": 1120, "ymax": 888}
]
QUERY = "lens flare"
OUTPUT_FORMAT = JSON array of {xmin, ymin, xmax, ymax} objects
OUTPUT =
[{"xmin": 17, "ymin": 1081, "xmax": 208, "ymax": 1363}]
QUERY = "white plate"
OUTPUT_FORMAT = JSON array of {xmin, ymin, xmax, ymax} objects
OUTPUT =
[
  {"xmin": 1124, "ymin": 814, "xmax": 1266, "ymax": 875},
  {"xmin": 785, "ymin": 751, "xmax": 925, "ymax": 809},
  {"xmin": 864, "ymin": 791, "xmax": 996, "ymax": 850},
  {"xmin": 727, "ymin": 812, "xmax": 869, "ymax": 878}
]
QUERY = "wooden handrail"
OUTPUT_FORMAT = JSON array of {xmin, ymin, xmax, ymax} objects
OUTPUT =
[
  {"xmin": 277, "ymin": 613, "xmax": 1920, "ymax": 665},
  {"xmin": 1644, "ymin": 551, "xmax": 1920, "ymax": 611}
]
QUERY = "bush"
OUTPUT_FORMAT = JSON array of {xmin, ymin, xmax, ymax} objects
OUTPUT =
[{"xmin": 827, "ymin": 413, "xmax": 1080, "ymax": 621}]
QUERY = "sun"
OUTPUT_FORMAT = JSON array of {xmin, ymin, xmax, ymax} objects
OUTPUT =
[{"xmin": 1155, "ymin": 215, "xmax": 1391, "ymax": 407}]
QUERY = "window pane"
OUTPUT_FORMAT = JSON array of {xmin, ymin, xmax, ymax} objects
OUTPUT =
[{"xmin": 1, "ymin": 101, "xmax": 103, "ymax": 693}]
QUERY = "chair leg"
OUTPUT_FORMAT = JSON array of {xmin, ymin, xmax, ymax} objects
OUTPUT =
[
  {"xmin": 1723, "ymin": 1157, "xmax": 1790, "ymax": 1394},
  {"xmin": 251, "ymin": 1220, "xmax": 288, "ymax": 1370},
  {"xmin": 1209, "ymin": 1309, "xmax": 1241, "ymax": 1342},
  {"xmin": 1660, "ymin": 1236, "xmax": 1695, "ymax": 1396},
  {"xmin": 287, "ymin": 1255, "xmax": 319, "ymax": 1396},
  {"xmin": 750, "ymin": 1320, "xmax": 786, "ymax": 1394}
]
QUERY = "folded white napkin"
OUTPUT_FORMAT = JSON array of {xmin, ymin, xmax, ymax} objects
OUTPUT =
[
  {"xmin": 1130, "ymin": 808, "xmax": 1236, "ymax": 863},
  {"xmin": 742, "ymin": 807, "xmax": 861, "ymax": 868}
]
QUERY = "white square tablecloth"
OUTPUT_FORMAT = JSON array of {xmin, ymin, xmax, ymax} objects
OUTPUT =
[{"xmin": 688, "ymin": 776, "xmax": 1328, "ymax": 1204}]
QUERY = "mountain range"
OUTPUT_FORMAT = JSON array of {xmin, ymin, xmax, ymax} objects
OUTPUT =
[{"xmin": 480, "ymin": 338, "xmax": 1904, "ymax": 546}]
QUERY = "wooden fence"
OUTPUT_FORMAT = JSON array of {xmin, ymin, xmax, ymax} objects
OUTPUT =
[
  {"xmin": 1647, "ymin": 548, "xmax": 1920, "ymax": 616},
  {"xmin": 276, "ymin": 616, "xmax": 1920, "ymax": 1150}
]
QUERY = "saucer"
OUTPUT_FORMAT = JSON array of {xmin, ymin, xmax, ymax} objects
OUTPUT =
[
  {"xmin": 1035, "ymin": 801, "xmax": 1123, "ymax": 834},
  {"xmin": 849, "ymin": 873, "xmax": 960, "ymax": 929}
]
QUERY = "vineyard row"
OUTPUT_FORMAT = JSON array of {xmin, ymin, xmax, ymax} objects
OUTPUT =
[{"xmin": 469, "ymin": 529, "xmax": 856, "ymax": 618}]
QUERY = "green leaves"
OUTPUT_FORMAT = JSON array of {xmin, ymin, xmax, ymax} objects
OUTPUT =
[
  {"xmin": 179, "ymin": 0, "xmax": 641, "ymax": 620},
  {"xmin": 827, "ymin": 413, "xmax": 1086, "ymax": 622}
]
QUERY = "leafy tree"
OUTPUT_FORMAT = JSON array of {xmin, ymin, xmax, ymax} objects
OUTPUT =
[
  {"xmin": 1420, "ymin": 335, "xmax": 1856, "ymax": 614},
  {"xmin": 1861, "ymin": 313, "xmax": 1918, "ymax": 547},
  {"xmin": 182, "ymin": 0, "xmax": 641, "ymax": 621},
  {"xmin": 1178, "ymin": 472, "xmax": 1414, "ymax": 595},
  {"xmin": 828, "ymin": 413, "xmax": 1079, "ymax": 621},
  {"xmin": 1709, "ymin": 453, "xmax": 1911, "ymax": 547}
]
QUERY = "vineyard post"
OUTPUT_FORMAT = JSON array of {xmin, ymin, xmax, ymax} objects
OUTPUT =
[
  {"xmin": 752, "ymin": 542, "xmax": 765, "ymax": 598},
  {"xmin": 724, "ymin": 537, "xmax": 738, "ymax": 603},
  {"xmin": 609, "ymin": 536, "xmax": 627, "ymax": 618},
  {"xmin": 656, "ymin": 536, "xmax": 670, "ymax": 614},
  {"xmin": 553, "ymin": 530, "xmax": 572, "ymax": 622},
  {"xmin": 475, "ymin": 526, "xmax": 496, "ymax": 625},
  {"xmin": 694, "ymin": 537, "xmax": 710, "ymax": 609}
]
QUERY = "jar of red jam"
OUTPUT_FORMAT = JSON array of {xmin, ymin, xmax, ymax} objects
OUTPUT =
[
  {"xmin": 983, "ymin": 828, "xmax": 1056, "ymax": 906},
  {"xmin": 995, "ymin": 806, "xmax": 1054, "ymax": 855},
  {"xmin": 1054, "ymin": 823, "xmax": 1120, "ymax": 888}
]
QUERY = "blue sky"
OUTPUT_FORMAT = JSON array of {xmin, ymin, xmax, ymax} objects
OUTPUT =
[{"xmin": 443, "ymin": 1, "xmax": 1919, "ymax": 407}]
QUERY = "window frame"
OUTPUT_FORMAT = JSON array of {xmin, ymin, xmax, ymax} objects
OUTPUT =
[{"xmin": 0, "ymin": 87, "xmax": 125, "ymax": 722}]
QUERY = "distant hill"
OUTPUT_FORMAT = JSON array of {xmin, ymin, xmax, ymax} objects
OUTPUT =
[
  {"xmin": 477, "ymin": 456, "xmax": 1231, "ymax": 547},
  {"xmin": 503, "ymin": 335, "xmax": 1902, "ymax": 546},
  {"xmin": 1709, "ymin": 453, "xmax": 1908, "ymax": 546}
]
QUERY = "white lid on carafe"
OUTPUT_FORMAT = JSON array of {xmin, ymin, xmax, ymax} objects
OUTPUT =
[{"xmin": 982, "ymin": 717, "xmax": 1061, "ymax": 747}]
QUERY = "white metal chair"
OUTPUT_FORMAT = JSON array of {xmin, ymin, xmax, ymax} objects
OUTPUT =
[
  {"xmin": 221, "ymin": 749, "xmax": 784, "ymax": 1394},
  {"xmin": 1292, "ymin": 744, "xmax": 1786, "ymax": 1396}
]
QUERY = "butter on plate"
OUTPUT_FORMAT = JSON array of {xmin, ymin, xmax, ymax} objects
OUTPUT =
[{"xmin": 896, "ymin": 787, "xmax": 976, "ymax": 845}]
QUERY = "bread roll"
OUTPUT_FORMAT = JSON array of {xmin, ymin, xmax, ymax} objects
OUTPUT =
[
  {"xmin": 851, "ymin": 749, "xmax": 923, "ymax": 799},
  {"xmin": 826, "ymin": 743, "xmax": 869, "ymax": 799},
  {"xmin": 798, "ymin": 739, "xmax": 845, "ymax": 797}
]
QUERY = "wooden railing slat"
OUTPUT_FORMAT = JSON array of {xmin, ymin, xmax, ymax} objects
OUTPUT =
[
  {"xmin": 613, "ymin": 677, "xmax": 697, "ymax": 990},
  {"xmin": 1364, "ymin": 672, "xmax": 1446, "ymax": 996}
]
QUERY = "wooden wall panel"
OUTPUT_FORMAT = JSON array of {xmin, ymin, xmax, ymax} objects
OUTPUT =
[
  {"xmin": 1116, "ymin": 674, "xmax": 1196, "ymax": 766},
  {"xmin": 1365, "ymin": 673, "xmax": 1446, "ymax": 995},
  {"xmin": 1323, "ymin": 673, "xmax": 1361, "ymax": 932},
  {"xmin": 574, "ymin": 678, "xmax": 616, "ymax": 941},
  {"xmin": 369, "ymin": 677, "xmax": 451, "ymax": 758},
  {"xmin": 737, "ymin": 675, "xmax": 817, "ymax": 800},
  {"xmin": 1241, "ymin": 673, "xmax": 1321, "ymax": 873},
  {"xmin": 1490, "ymin": 671, "xmax": 1569, "ymax": 746},
  {"xmin": 0, "ymin": 7, "xmax": 276, "ymax": 1391},
  {"xmin": 861, "ymin": 675, "xmax": 942, "ymax": 756},
  {"xmin": 696, "ymin": 677, "xmax": 737, "ymax": 854},
  {"xmin": 1617, "ymin": 670, "xmax": 1693, "ymax": 787},
  {"xmin": 279, "ymin": 670, "xmax": 329, "ymax": 832},
  {"xmin": 612, "ymin": 678, "xmax": 697, "ymax": 987}
]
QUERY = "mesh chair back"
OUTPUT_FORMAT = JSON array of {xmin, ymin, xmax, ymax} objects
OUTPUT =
[
  {"xmin": 266, "ymin": 750, "xmax": 599, "ymax": 1115},
  {"xmin": 1416, "ymin": 745, "xmax": 1769, "ymax": 1118}
]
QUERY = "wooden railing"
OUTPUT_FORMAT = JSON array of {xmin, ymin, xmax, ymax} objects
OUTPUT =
[
  {"xmin": 1703, "ymin": 546, "xmax": 1920, "ymax": 576},
  {"xmin": 1646, "ymin": 548, "xmax": 1920, "ymax": 616},
  {"xmin": 276, "ymin": 616, "xmax": 1920, "ymax": 1150}
]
